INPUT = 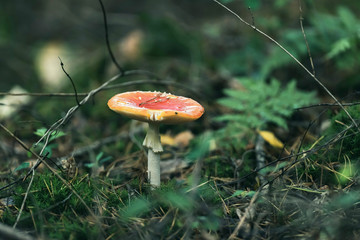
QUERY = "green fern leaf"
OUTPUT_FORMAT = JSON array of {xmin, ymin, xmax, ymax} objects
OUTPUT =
[
  {"xmin": 217, "ymin": 78, "xmax": 317, "ymax": 130},
  {"xmin": 327, "ymin": 38, "xmax": 351, "ymax": 59}
]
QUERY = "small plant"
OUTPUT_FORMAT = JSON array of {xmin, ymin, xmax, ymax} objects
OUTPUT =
[
  {"xmin": 216, "ymin": 77, "xmax": 317, "ymax": 129},
  {"xmin": 28, "ymin": 128, "xmax": 66, "ymax": 158},
  {"xmin": 214, "ymin": 77, "xmax": 317, "ymax": 150},
  {"xmin": 84, "ymin": 151, "xmax": 113, "ymax": 169}
]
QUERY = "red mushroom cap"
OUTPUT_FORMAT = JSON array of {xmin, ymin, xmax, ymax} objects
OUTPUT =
[{"xmin": 108, "ymin": 91, "xmax": 204, "ymax": 124}]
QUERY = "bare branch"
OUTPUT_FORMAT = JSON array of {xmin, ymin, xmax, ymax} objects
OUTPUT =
[
  {"xmin": 295, "ymin": 101, "xmax": 360, "ymax": 110},
  {"xmin": 98, "ymin": 0, "xmax": 124, "ymax": 74},
  {"xmin": 58, "ymin": 57, "xmax": 81, "ymax": 106},
  {"xmin": 298, "ymin": 0, "xmax": 316, "ymax": 76},
  {"xmin": 0, "ymin": 79, "xmax": 203, "ymax": 99},
  {"xmin": 13, "ymin": 169, "xmax": 35, "ymax": 229}
]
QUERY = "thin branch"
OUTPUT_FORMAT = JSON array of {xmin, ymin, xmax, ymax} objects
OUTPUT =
[
  {"xmin": 0, "ymin": 92, "xmax": 88, "ymax": 97},
  {"xmin": 228, "ymin": 190, "xmax": 259, "ymax": 239},
  {"xmin": 211, "ymin": 0, "xmax": 359, "ymax": 131},
  {"xmin": 298, "ymin": 0, "xmax": 315, "ymax": 76},
  {"xmin": 0, "ymin": 79, "xmax": 203, "ymax": 99},
  {"xmin": 13, "ymin": 169, "xmax": 35, "ymax": 229},
  {"xmin": 247, "ymin": 6, "xmax": 255, "ymax": 27},
  {"xmin": 98, "ymin": 0, "xmax": 124, "ymax": 74},
  {"xmin": 295, "ymin": 101, "xmax": 360, "ymax": 110},
  {"xmin": 58, "ymin": 57, "xmax": 81, "ymax": 106}
]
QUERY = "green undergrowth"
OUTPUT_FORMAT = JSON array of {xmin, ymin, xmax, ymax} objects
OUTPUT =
[
  {"xmin": 2, "ymin": 107, "xmax": 360, "ymax": 239},
  {"xmin": 298, "ymin": 105, "xmax": 360, "ymax": 187},
  {"xmin": 1, "ymin": 171, "xmax": 225, "ymax": 239}
]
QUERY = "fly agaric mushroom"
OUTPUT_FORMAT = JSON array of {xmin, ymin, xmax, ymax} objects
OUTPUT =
[{"xmin": 108, "ymin": 91, "xmax": 204, "ymax": 187}]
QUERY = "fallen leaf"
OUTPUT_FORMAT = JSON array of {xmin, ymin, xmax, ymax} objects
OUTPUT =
[
  {"xmin": 258, "ymin": 130, "xmax": 284, "ymax": 148},
  {"xmin": 174, "ymin": 130, "xmax": 194, "ymax": 147},
  {"xmin": 161, "ymin": 131, "xmax": 195, "ymax": 147},
  {"xmin": 161, "ymin": 134, "xmax": 176, "ymax": 146}
]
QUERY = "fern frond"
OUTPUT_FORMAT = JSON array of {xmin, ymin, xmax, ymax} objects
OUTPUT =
[{"xmin": 217, "ymin": 78, "xmax": 317, "ymax": 130}]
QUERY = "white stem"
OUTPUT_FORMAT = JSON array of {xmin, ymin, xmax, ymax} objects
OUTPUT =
[
  {"xmin": 143, "ymin": 122, "xmax": 163, "ymax": 187},
  {"xmin": 148, "ymin": 148, "xmax": 160, "ymax": 187},
  {"xmin": 143, "ymin": 123, "xmax": 163, "ymax": 152}
]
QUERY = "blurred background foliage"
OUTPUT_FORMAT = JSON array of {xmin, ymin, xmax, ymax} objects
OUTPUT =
[
  {"xmin": 1, "ymin": 0, "xmax": 360, "ymax": 239},
  {"xmin": 1, "ymin": 0, "xmax": 359, "ymax": 93}
]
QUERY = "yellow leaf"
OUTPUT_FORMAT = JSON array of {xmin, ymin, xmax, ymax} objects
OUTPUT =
[
  {"xmin": 258, "ymin": 130, "xmax": 284, "ymax": 148},
  {"xmin": 174, "ymin": 130, "xmax": 194, "ymax": 147},
  {"xmin": 160, "ymin": 134, "xmax": 176, "ymax": 146},
  {"xmin": 161, "ymin": 131, "xmax": 195, "ymax": 147}
]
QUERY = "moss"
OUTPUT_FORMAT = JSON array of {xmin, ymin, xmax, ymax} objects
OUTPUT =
[
  {"xmin": 1, "ymin": 171, "xmax": 99, "ymax": 234},
  {"xmin": 204, "ymin": 156, "xmax": 235, "ymax": 178},
  {"xmin": 1, "ymin": 168, "xmax": 228, "ymax": 239},
  {"xmin": 46, "ymin": 217, "xmax": 101, "ymax": 240}
]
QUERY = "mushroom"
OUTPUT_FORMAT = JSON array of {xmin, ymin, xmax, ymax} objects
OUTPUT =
[{"xmin": 108, "ymin": 91, "xmax": 204, "ymax": 187}]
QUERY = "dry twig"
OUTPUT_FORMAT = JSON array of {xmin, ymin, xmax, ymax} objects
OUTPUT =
[
  {"xmin": 298, "ymin": 0, "xmax": 315, "ymax": 76},
  {"xmin": 13, "ymin": 170, "xmax": 35, "ymax": 229},
  {"xmin": 228, "ymin": 191, "xmax": 259, "ymax": 239}
]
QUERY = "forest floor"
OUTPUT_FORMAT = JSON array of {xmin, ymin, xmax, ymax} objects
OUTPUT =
[{"xmin": 1, "ymin": 0, "xmax": 360, "ymax": 239}]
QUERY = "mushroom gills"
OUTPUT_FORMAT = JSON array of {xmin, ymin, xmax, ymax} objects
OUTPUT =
[{"xmin": 148, "ymin": 110, "xmax": 163, "ymax": 121}]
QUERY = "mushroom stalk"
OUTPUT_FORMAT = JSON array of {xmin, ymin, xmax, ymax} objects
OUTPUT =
[
  {"xmin": 143, "ymin": 122, "xmax": 163, "ymax": 187},
  {"xmin": 143, "ymin": 122, "xmax": 163, "ymax": 152},
  {"xmin": 147, "ymin": 148, "xmax": 161, "ymax": 187}
]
